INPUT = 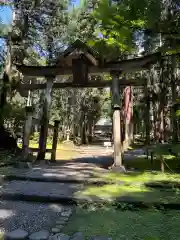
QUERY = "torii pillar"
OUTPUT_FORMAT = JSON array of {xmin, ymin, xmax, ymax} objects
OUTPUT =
[
  {"xmin": 111, "ymin": 71, "xmax": 123, "ymax": 168},
  {"xmin": 37, "ymin": 76, "xmax": 54, "ymax": 161}
]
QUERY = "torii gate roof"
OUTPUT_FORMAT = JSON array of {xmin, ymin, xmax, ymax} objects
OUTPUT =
[{"xmin": 16, "ymin": 39, "xmax": 161, "ymax": 77}]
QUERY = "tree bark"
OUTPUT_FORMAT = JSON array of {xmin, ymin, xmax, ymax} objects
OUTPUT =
[
  {"xmin": 171, "ymin": 55, "xmax": 178, "ymax": 143},
  {"xmin": 144, "ymin": 77, "xmax": 151, "ymax": 145},
  {"xmin": 80, "ymin": 109, "xmax": 86, "ymax": 145},
  {"xmin": 87, "ymin": 117, "xmax": 93, "ymax": 143}
]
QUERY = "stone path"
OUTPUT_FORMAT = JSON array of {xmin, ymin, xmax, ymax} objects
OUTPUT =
[
  {"xmin": 1, "ymin": 200, "xmax": 111, "ymax": 240},
  {"xmin": 0, "ymin": 201, "xmax": 72, "ymax": 234},
  {"xmin": 70, "ymin": 145, "xmax": 146, "ymax": 161},
  {"xmin": 5, "ymin": 230, "xmax": 111, "ymax": 240},
  {"xmin": 0, "ymin": 146, "xmax": 147, "ymax": 239},
  {"xmin": 0, "ymin": 180, "xmax": 85, "ymax": 200},
  {"xmin": 0, "ymin": 147, "xmax": 148, "ymax": 204},
  {"xmin": 77, "ymin": 146, "xmax": 113, "ymax": 157},
  {"xmin": 2, "ymin": 146, "xmax": 147, "ymax": 183},
  {"xmin": 4, "ymin": 162, "xmax": 109, "ymax": 183}
]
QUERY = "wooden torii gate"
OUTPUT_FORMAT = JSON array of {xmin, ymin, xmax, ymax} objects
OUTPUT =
[{"xmin": 16, "ymin": 40, "xmax": 160, "ymax": 167}]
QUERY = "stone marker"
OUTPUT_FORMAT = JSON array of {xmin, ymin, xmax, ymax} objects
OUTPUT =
[
  {"xmin": 15, "ymin": 162, "xmax": 32, "ymax": 169},
  {"xmin": 5, "ymin": 228, "xmax": 28, "ymax": 240},
  {"xmin": 111, "ymin": 165, "xmax": 126, "ymax": 173},
  {"xmin": 61, "ymin": 212, "xmax": 71, "ymax": 217},
  {"xmin": 28, "ymin": 230, "xmax": 49, "ymax": 240},
  {"xmin": 88, "ymin": 237, "xmax": 112, "ymax": 240},
  {"xmin": 50, "ymin": 233, "xmax": 70, "ymax": 240},
  {"xmin": 61, "ymin": 209, "xmax": 72, "ymax": 217},
  {"xmin": 70, "ymin": 232, "xmax": 84, "ymax": 240},
  {"xmin": 56, "ymin": 220, "xmax": 67, "ymax": 225},
  {"xmin": 51, "ymin": 228, "xmax": 61, "ymax": 234},
  {"xmin": 58, "ymin": 217, "xmax": 69, "ymax": 222},
  {"xmin": 55, "ymin": 225, "xmax": 64, "ymax": 230}
]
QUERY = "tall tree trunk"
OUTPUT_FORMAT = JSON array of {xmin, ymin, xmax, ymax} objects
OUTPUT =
[
  {"xmin": 144, "ymin": 77, "xmax": 151, "ymax": 145},
  {"xmin": 0, "ymin": 73, "xmax": 9, "ymax": 127},
  {"xmin": 87, "ymin": 116, "xmax": 93, "ymax": 143},
  {"xmin": 80, "ymin": 107, "xmax": 86, "ymax": 145},
  {"xmin": 171, "ymin": 55, "xmax": 178, "ymax": 142},
  {"xmin": 156, "ymin": 59, "xmax": 166, "ymax": 143}
]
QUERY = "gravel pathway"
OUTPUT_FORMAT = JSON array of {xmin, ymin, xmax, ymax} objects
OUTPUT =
[
  {"xmin": 0, "ymin": 200, "xmax": 70, "ymax": 234},
  {"xmin": 1, "ymin": 181, "xmax": 84, "ymax": 198},
  {"xmin": 17, "ymin": 163, "xmax": 109, "ymax": 181}
]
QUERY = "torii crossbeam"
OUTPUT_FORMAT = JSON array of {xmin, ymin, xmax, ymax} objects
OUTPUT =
[{"xmin": 17, "ymin": 39, "xmax": 160, "ymax": 167}]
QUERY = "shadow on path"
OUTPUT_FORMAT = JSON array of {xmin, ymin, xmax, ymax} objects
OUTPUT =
[{"xmin": 54, "ymin": 154, "xmax": 114, "ymax": 169}]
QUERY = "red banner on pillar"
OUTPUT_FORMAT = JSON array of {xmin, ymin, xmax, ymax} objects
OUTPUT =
[{"xmin": 124, "ymin": 86, "xmax": 133, "ymax": 123}]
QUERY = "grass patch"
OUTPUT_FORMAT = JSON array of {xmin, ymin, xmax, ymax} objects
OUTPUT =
[
  {"xmin": 152, "ymin": 143, "xmax": 180, "ymax": 156},
  {"xmin": 64, "ymin": 207, "xmax": 180, "ymax": 240},
  {"xmin": 55, "ymin": 149, "xmax": 80, "ymax": 160},
  {"xmin": 76, "ymin": 183, "xmax": 180, "ymax": 204},
  {"xmin": 28, "ymin": 141, "xmax": 77, "ymax": 151},
  {"xmin": 125, "ymin": 157, "xmax": 180, "ymax": 171},
  {"xmin": 0, "ymin": 167, "xmax": 18, "ymax": 175},
  {"xmin": 124, "ymin": 143, "xmax": 180, "ymax": 171},
  {"xmin": 110, "ymin": 142, "xmax": 180, "ymax": 172},
  {"xmin": 97, "ymin": 172, "xmax": 180, "ymax": 184},
  {"xmin": 44, "ymin": 149, "xmax": 81, "ymax": 160},
  {"xmin": 0, "ymin": 233, "xmax": 4, "ymax": 240},
  {"xmin": 18, "ymin": 142, "xmax": 81, "ymax": 160},
  {"xmin": 0, "ymin": 150, "xmax": 16, "ymax": 165}
]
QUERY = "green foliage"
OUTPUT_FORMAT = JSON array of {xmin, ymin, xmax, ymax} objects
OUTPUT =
[
  {"xmin": 90, "ymin": 0, "xmax": 180, "ymax": 57},
  {"xmin": 176, "ymin": 110, "xmax": 180, "ymax": 117},
  {"xmin": 0, "ymin": 20, "xmax": 10, "ymax": 64},
  {"xmin": 2, "ymin": 93, "xmax": 26, "ymax": 135},
  {"xmin": 0, "ymin": 150, "xmax": 16, "ymax": 164},
  {"xmin": 1, "ymin": 0, "xmax": 180, "ymax": 144},
  {"xmin": 64, "ymin": 207, "xmax": 180, "ymax": 240},
  {"xmin": 91, "ymin": 0, "xmax": 136, "ymax": 55}
]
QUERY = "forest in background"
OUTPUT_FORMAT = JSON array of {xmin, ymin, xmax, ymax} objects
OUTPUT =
[{"xmin": 0, "ymin": 0, "xmax": 180, "ymax": 145}]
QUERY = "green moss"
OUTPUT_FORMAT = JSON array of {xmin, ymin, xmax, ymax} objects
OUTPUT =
[
  {"xmin": 0, "ymin": 233, "xmax": 4, "ymax": 240},
  {"xmin": 152, "ymin": 143, "xmax": 180, "ymax": 156},
  {"xmin": 0, "ymin": 150, "xmax": 15, "ymax": 165},
  {"xmin": 123, "ymin": 143, "xmax": 180, "ymax": 171},
  {"xmin": 125, "ymin": 157, "xmax": 180, "ymax": 172},
  {"xmin": 98, "ymin": 172, "xmax": 180, "ymax": 184},
  {"xmin": 76, "ymin": 183, "xmax": 180, "ymax": 204},
  {"xmin": 64, "ymin": 208, "xmax": 180, "ymax": 240},
  {"xmin": 0, "ymin": 167, "xmax": 17, "ymax": 175}
]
